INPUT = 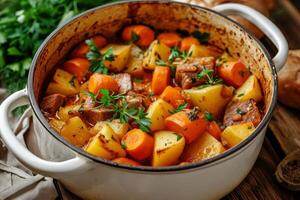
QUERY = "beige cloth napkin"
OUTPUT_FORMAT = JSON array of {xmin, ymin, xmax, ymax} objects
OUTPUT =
[{"xmin": 0, "ymin": 108, "xmax": 79, "ymax": 200}]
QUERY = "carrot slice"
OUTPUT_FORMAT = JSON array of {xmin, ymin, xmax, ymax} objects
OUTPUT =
[
  {"xmin": 63, "ymin": 58, "xmax": 90, "ymax": 82},
  {"xmin": 207, "ymin": 121, "xmax": 222, "ymax": 140},
  {"xmin": 152, "ymin": 66, "xmax": 170, "ymax": 95},
  {"xmin": 121, "ymin": 129, "xmax": 154, "ymax": 161},
  {"xmin": 112, "ymin": 157, "xmax": 141, "ymax": 166},
  {"xmin": 165, "ymin": 110, "xmax": 208, "ymax": 144},
  {"xmin": 70, "ymin": 35, "xmax": 107, "ymax": 58},
  {"xmin": 218, "ymin": 61, "xmax": 250, "ymax": 88},
  {"xmin": 180, "ymin": 36, "xmax": 200, "ymax": 51},
  {"xmin": 157, "ymin": 32, "xmax": 181, "ymax": 47},
  {"xmin": 160, "ymin": 86, "xmax": 185, "ymax": 107},
  {"xmin": 88, "ymin": 74, "xmax": 119, "ymax": 94},
  {"xmin": 122, "ymin": 25, "xmax": 155, "ymax": 47}
]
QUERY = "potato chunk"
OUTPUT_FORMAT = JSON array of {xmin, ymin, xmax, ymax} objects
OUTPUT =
[
  {"xmin": 184, "ymin": 84, "xmax": 234, "ymax": 117},
  {"xmin": 101, "ymin": 44, "xmax": 131, "ymax": 72},
  {"xmin": 85, "ymin": 124, "xmax": 126, "ymax": 159},
  {"xmin": 46, "ymin": 69, "xmax": 80, "ymax": 96},
  {"xmin": 143, "ymin": 40, "xmax": 170, "ymax": 70},
  {"xmin": 57, "ymin": 104, "xmax": 81, "ymax": 121},
  {"xmin": 146, "ymin": 99, "xmax": 174, "ymax": 131},
  {"xmin": 181, "ymin": 132, "xmax": 225, "ymax": 163},
  {"xmin": 221, "ymin": 122, "xmax": 255, "ymax": 148},
  {"xmin": 125, "ymin": 44, "xmax": 145, "ymax": 77},
  {"xmin": 233, "ymin": 75, "xmax": 263, "ymax": 102},
  {"xmin": 188, "ymin": 44, "xmax": 223, "ymax": 58},
  {"xmin": 152, "ymin": 131, "xmax": 185, "ymax": 167},
  {"xmin": 60, "ymin": 116, "xmax": 91, "ymax": 147},
  {"xmin": 90, "ymin": 119, "xmax": 129, "ymax": 139}
]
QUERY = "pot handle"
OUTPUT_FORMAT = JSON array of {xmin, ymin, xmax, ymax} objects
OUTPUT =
[
  {"xmin": 0, "ymin": 89, "xmax": 87, "ymax": 178},
  {"xmin": 213, "ymin": 3, "xmax": 288, "ymax": 72}
]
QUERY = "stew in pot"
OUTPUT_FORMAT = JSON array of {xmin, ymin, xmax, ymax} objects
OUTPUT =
[{"xmin": 40, "ymin": 24, "xmax": 263, "ymax": 167}]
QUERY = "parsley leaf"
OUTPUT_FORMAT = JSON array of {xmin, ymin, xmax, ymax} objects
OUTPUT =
[
  {"xmin": 236, "ymin": 108, "xmax": 246, "ymax": 115},
  {"xmin": 197, "ymin": 67, "xmax": 223, "ymax": 87},
  {"xmin": 191, "ymin": 31, "xmax": 210, "ymax": 43},
  {"xmin": 176, "ymin": 134, "xmax": 183, "ymax": 141},
  {"xmin": 131, "ymin": 32, "xmax": 140, "ymax": 43},
  {"xmin": 204, "ymin": 111, "xmax": 214, "ymax": 121},
  {"xmin": 170, "ymin": 103, "xmax": 188, "ymax": 114}
]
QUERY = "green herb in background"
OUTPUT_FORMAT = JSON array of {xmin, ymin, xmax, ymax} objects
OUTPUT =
[
  {"xmin": 0, "ymin": 0, "xmax": 120, "ymax": 94},
  {"xmin": 0, "ymin": 0, "xmax": 120, "ymax": 116}
]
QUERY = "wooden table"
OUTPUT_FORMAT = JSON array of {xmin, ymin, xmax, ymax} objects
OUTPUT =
[{"xmin": 224, "ymin": 0, "xmax": 300, "ymax": 199}]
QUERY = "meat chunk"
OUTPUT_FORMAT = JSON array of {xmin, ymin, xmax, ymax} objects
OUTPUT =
[
  {"xmin": 176, "ymin": 57, "xmax": 215, "ymax": 89},
  {"xmin": 81, "ymin": 108, "xmax": 113, "ymax": 126},
  {"xmin": 125, "ymin": 91, "xmax": 144, "ymax": 108},
  {"xmin": 224, "ymin": 99, "xmax": 261, "ymax": 127},
  {"xmin": 113, "ymin": 73, "xmax": 132, "ymax": 94},
  {"xmin": 40, "ymin": 94, "xmax": 66, "ymax": 115}
]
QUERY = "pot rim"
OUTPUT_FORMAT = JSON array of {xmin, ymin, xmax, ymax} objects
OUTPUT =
[{"xmin": 27, "ymin": 0, "xmax": 278, "ymax": 172}]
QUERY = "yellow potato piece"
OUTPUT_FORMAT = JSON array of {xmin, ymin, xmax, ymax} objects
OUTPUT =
[
  {"xmin": 125, "ymin": 44, "xmax": 145, "ymax": 77},
  {"xmin": 85, "ymin": 124, "xmax": 126, "ymax": 159},
  {"xmin": 46, "ymin": 69, "xmax": 80, "ymax": 96},
  {"xmin": 147, "ymin": 99, "xmax": 174, "ymax": 131},
  {"xmin": 143, "ymin": 40, "xmax": 170, "ymax": 70},
  {"xmin": 60, "ymin": 116, "xmax": 91, "ymax": 147},
  {"xmin": 152, "ymin": 131, "xmax": 185, "ymax": 167},
  {"xmin": 184, "ymin": 84, "xmax": 234, "ymax": 117},
  {"xmin": 181, "ymin": 132, "xmax": 225, "ymax": 163},
  {"xmin": 90, "ymin": 119, "xmax": 129, "ymax": 139},
  {"xmin": 57, "ymin": 104, "xmax": 81, "ymax": 121},
  {"xmin": 101, "ymin": 44, "xmax": 131, "ymax": 72},
  {"xmin": 49, "ymin": 119, "xmax": 65, "ymax": 133},
  {"xmin": 233, "ymin": 75, "xmax": 263, "ymax": 102},
  {"xmin": 221, "ymin": 122, "xmax": 255, "ymax": 148},
  {"xmin": 188, "ymin": 44, "xmax": 222, "ymax": 58}
]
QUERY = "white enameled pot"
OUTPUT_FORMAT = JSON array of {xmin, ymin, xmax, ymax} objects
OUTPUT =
[{"xmin": 0, "ymin": 1, "xmax": 288, "ymax": 200}]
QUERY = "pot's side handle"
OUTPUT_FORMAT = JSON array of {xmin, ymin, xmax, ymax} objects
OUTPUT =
[
  {"xmin": 213, "ymin": 3, "xmax": 288, "ymax": 72},
  {"xmin": 0, "ymin": 89, "xmax": 87, "ymax": 178}
]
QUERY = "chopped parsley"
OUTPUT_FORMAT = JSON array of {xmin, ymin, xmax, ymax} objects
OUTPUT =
[
  {"xmin": 168, "ymin": 47, "xmax": 192, "ymax": 63},
  {"xmin": 197, "ymin": 67, "xmax": 223, "ymax": 86},
  {"xmin": 170, "ymin": 103, "xmax": 188, "ymax": 114},
  {"xmin": 131, "ymin": 32, "xmax": 140, "ymax": 43},
  {"xmin": 237, "ymin": 93, "xmax": 244, "ymax": 97},
  {"xmin": 176, "ymin": 134, "xmax": 183, "ymax": 141},
  {"xmin": 85, "ymin": 39, "xmax": 115, "ymax": 74},
  {"xmin": 204, "ymin": 111, "xmax": 214, "ymax": 122},
  {"xmin": 236, "ymin": 108, "xmax": 246, "ymax": 115},
  {"xmin": 187, "ymin": 107, "xmax": 199, "ymax": 121}
]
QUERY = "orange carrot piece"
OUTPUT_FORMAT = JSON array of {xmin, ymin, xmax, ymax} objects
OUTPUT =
[
  {"xmin": 157, "ymin": 32, "xmax": 181, "ymax": 47},
  {"xmin": 217, "ymin": 61, "xmax": 250, "ymax": 88},
  {"xmin": 160, "ymin": 86, "xmax": 185, "ymax": 107},
  {"xmin": 70, "ymin": 35, "xmax": 107, "ymax": 58},
  {"xmin": 88, "ymin": 74, "xmax": 119, "ymax": 94},
  {"xmin": 122, "ymin": 25, "xmax": 155, "ymax": 47},
  {"xmin": 207, "ymin": 121, "xmax": 222, "ymax": 140},
  {"xmin": 152, "ymin": 66, "xmax": 170, "ymax": 95},
  {"xmin": 112, "ymin": 157, "xmax": 141, "ymax": 166},
  {"xmin": 165, "ymin": 110, "xmax": 208, "ymax": 144},
  {"xmin": 121, "ymin": 129, "xmax": 154, "ymax": 161},
  {"xmin": 63, "ymin": 58, "xmax": 90, "ymax": 82},
  {"xmin": 180, "ymin": 36, "xmax": 200, "ymax": 51}
]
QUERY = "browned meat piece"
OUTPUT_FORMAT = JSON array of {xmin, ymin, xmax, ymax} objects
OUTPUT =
[
  {"xmin": 176, "ymin": 57, "xmax": 215, "ymax": 89},
  {"xmin": 81, "ymin": 108, "xmax": 113, "ymax": 126},
  {"xmin": 125, "ymin": 91, "xmax": 144, "ymax": 108},
  {"xmin": 113, "ymin": 73, "xmax": 132, "ymax": 94},
  {"xmin": 224, "ymin": 99, "xmax": 261, "ymax": 127},
  {"xmin": 40, "ymin": 94, "xmax": 66, "ymax": 115}
]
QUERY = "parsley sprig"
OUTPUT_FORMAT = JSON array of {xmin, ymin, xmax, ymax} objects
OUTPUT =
[
  {"xmin": 168, "ymin": 47, "xmax": 192, "ymax": 63},
  {"xmin": 197, "ymin": 67, "xmax": 223, "ymax": 88},
  {"xmin": 85, "ymin": 39, "xmax": 114, "ymax": 74},
  {"xmin": 85, "ymin": 89, "xmax": 151, "ymax": 132},
  {"xmin": 170, "ymin": 103, "xmax": 188, "ymax": 114}
]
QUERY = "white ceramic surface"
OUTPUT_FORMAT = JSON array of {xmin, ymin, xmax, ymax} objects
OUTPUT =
[{"xmin": 0, "ymin": 1, "xmax": 288, "ymax": 200}]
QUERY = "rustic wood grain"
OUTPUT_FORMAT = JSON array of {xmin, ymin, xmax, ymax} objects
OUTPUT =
[
  {"xmin": 224, "ymin": 136, "xmax": 299, "ymax": 200},
  {"xmin": 269, "ymin": 104, "xmax": 300, "ymax": 155}
]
